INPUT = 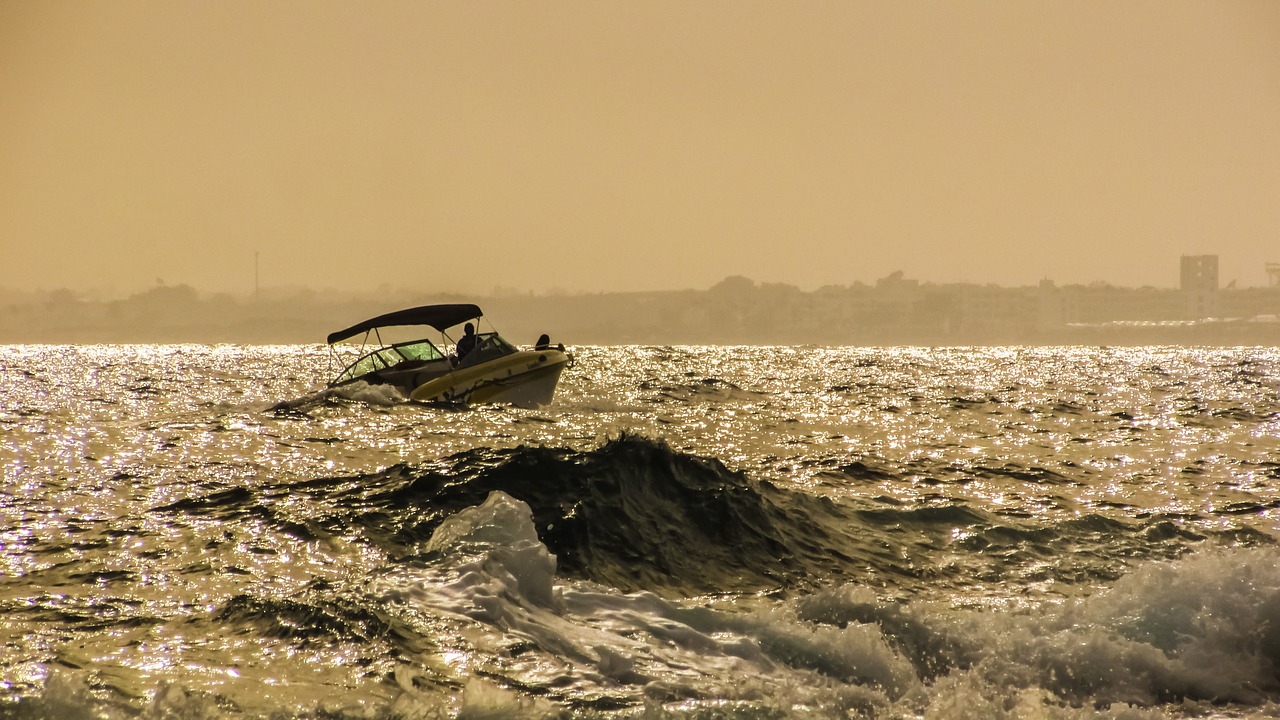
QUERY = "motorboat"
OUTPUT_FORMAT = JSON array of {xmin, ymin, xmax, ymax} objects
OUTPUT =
[{"xmin": 326, "ymin": 303, "xmax": 570, "ymax": 407}]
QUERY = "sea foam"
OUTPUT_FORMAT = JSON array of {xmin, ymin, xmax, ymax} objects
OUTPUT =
[{"xmin": 371, "ymin": 491, "xmax": 1280, "ymax": 718}]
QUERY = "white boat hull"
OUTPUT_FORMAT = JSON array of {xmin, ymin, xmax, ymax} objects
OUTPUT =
[{"xmin": 409, "ymin": 349, "xmax": 569, "ymax": 408}]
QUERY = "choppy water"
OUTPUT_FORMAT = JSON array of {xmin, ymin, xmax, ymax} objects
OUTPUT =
[{"xmin": 3, "ymin": 344, "xmax": 1280, "ymax": 719}]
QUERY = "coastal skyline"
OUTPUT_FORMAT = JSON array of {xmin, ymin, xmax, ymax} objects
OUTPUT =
[
  {"xmin": 2, "ymin": 252, "xmax": 1274, "ymax": 301},
  {"xmin": 3, "ymin": 2, "xmax": 1279, "ymax": 296},
  {"xmin": 8, "ymin": 253, "xmax": 1280, "ymax": 347}
]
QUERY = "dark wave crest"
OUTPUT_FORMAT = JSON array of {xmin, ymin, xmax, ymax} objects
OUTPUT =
[
  {"xmin": 156, "ymin": 433, "xmax": 1273, "ymax": 598},
  {"xmin": 362, "ymin": 433, "xmax": 810, "ymax": 594}
]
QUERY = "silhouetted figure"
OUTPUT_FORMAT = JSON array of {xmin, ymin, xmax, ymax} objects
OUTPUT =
[
  {"xmin": 456, "ymin": 322, "xmax": 478, "ymax": 358},
  {"xmin": 535, "ymin": 333, "xmax": 551, "ymax": 350}
]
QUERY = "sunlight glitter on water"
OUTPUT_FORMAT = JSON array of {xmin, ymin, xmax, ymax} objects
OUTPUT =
[{"xmin": 5, "ymin": 344, "xmax": 1280, "ymax": 718}]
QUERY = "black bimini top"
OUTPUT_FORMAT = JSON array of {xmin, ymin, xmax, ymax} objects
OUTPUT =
[{"xmin": 326, "ymin": 304, "xmax": 482, "ymax": 344}]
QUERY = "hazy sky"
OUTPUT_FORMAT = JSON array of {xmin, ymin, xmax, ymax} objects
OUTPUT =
[{"xmin": 3, "ymin": 1, "xmax": 1279, "ymax": 296}]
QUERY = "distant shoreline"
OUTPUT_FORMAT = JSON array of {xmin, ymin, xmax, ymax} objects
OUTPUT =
[{"xmin": 4, "ymin": 277, "xmax": 1280, "ymax": 346}]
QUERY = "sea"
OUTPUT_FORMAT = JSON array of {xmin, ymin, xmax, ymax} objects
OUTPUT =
[{"xmin": 3, "ymin": 343, "xmax": 1280, "ymax": 719}]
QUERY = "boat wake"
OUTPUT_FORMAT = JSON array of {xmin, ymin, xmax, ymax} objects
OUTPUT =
[{"xmin": 266, "ymin": 379, "xmax": 407, "ymax": 416}]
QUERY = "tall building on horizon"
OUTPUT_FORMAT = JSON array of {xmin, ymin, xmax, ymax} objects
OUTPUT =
[
  {"xmin": 1180, "ymin": 254, "xmax": 1219, "ymax": 292},
  {"xmin": 1180, "ymin": 254, "xmax": 1219, "ymax": 319}
]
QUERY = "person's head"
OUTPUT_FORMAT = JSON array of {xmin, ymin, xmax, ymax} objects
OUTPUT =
[
  {"xmin": 464, "ymin": 323, "xmax": 474, "ymax": 336},
  {"xmin": 536, "ymin": 333, "xmax": 550, "ymax": 346}
]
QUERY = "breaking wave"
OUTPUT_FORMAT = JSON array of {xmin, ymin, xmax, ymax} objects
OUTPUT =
[
  {"xmin": 159, "ymin": 433, "xmax": 1272, "ymax": 599},
  {"xmin": 174, "ymin": 490, "xmax": 1280, "ymax": 716}
]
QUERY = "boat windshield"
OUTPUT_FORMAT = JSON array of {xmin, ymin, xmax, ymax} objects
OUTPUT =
[
  {"xmin": 457, "ymin": 332, "xmax": 518, "ymax": 367},
  {"xmin": 333, "ymin": 339, "xmax": 445, "ymax": 384},
  {"xmin": 395, "ymin": 340, "xmax": 445, "ymax": 363}
]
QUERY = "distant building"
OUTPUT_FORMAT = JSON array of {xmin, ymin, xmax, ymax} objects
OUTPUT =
[
  {"xmin": 1180, "ymin": 255, "xmax": 1218, "ymax": 291},
  {"xmin": 1180, "ymin": 254, "xmax": 1219, "ymax": 319}
]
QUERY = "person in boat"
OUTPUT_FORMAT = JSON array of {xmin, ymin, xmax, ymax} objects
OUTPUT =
[
  {"xmin": 456, "ymin": 323, "xmax": 478, "ymax": 358},
  {"xmin": 534, "ymin": 333, "xmax": 565, "ymax": 352}
]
